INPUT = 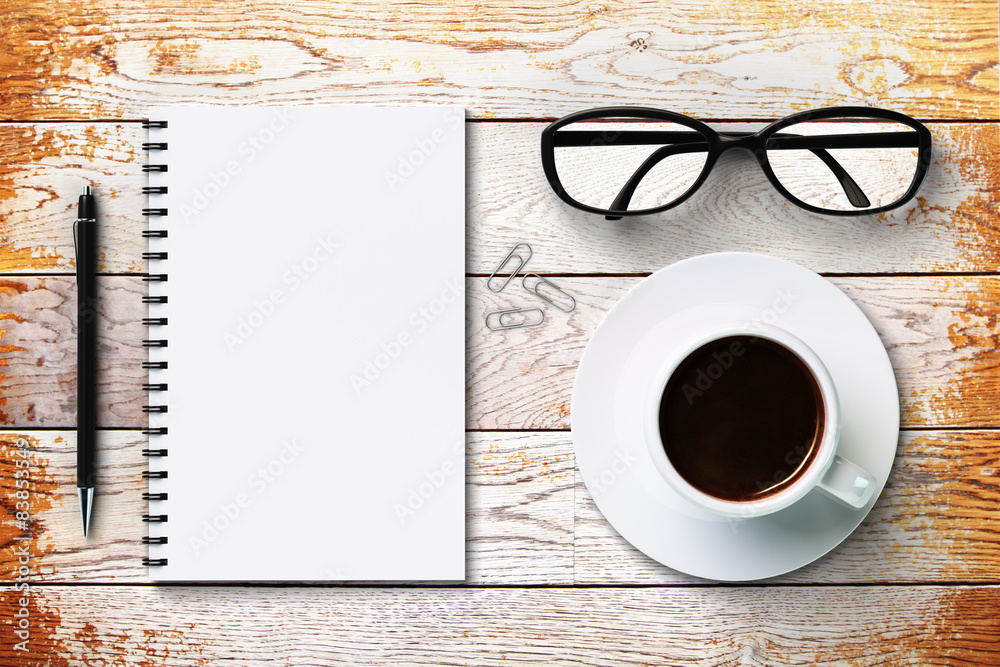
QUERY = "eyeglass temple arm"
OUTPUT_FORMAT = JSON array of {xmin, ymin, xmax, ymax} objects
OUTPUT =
[
  {"xmin": 791, "ymin": 138, "xmax": 870, "ymax": 210},
  {"xmin": 603, "ymin": 131, "xmax": 870, "ymax": 220},
  {"xmin": 604, "ymin": 142, "xmax": 710, "ymax": 220}
]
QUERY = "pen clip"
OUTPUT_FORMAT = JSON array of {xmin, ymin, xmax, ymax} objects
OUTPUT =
[{"xmin": 72, "ymin": 219, "xmax": 80, "ymax": 284}]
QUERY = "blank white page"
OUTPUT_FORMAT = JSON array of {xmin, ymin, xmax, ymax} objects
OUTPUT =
[{"xmin": 144, "ymin": 107, "xmax": 465, "ymax": 581}]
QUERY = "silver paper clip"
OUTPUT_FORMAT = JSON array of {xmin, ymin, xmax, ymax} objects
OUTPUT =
[
  {"xmin": 522, "ymin": 274, "xmax": 576, "ymax": 313},
  {"xmin": 485, "ymin": 307, "xmax": 546, "ymax": 331},
  {"xmin": 487, "ymin": 242, "xmax": 532, "ymax": 292}
]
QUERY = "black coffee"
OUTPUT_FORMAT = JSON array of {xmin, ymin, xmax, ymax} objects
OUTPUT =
[{"xmin": 658, "ymin": 335, "xmax": 824, "ymax": 502}]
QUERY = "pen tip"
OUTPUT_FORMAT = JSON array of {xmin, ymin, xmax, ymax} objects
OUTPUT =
[
  {"xmin": 78, "ymin": 487, "xmax": 94, "ymax": 538},
  {"xmin": 84, "ymin": 185, "xmax": 92, "ymax": 196}
]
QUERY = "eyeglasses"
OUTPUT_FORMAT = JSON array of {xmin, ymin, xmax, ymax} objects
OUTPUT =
[{"xmin": 541, "ymin": 107, "xmax": 932, "ymax": 220}]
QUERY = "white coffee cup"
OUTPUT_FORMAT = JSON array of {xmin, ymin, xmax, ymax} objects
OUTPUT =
[{"xmin": 644, "ymin": 320, "xmax": 877, "ymax": 519}]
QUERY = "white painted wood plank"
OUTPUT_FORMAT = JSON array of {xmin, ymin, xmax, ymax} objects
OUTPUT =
[
  {"xmin": 0, "ymin": 431, "xmax": 574, "ymax": 585},
  {"xmin": 574, "ymin": 431, "xmax": 1000, "ymax": 584},
  {"xmin": 6, "ymin": 429, "xmax": 998, "ymax": 585},
  {"xmin": 469, "ymin": 275, "xmax": 1000, "ymax": 430},
  {"xmin": 468, "ymin": 123, "xmax": 999, "ymax": 274},
  {"xmin": 1, "ymin": 275, "xmax": 997, "ymax": 429},
  {"xmin": 0, "ymin": 123, "xmax": 996, "ymax": 274}
]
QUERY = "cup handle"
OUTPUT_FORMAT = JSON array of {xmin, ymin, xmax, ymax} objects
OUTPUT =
[{"xmin": 816, "ymin": 455, "xmax": 878, "ymax": 509}]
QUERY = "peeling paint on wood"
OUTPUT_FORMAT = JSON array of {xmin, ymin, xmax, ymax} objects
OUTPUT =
[
  {"xmin": 2, "ymin": 430, "xmax": 995, "ymax": 585},
  {"xmin": 0, "ymin": 122, "xmax": 997, "ymax": 273},
  {"xmin": 1, "ymin": 2, "xmax": 998, "ymax": 662},
  {"xmin": 0, "ymin": 1, "xmax": 996, "ymax": 119},
  {"xmin": 0, "ymin": 123, "xmax": 142, "ymax": 273},
  {"xmin": 0, "ymin": 586, "xmax": 996, "ymax": 665}
]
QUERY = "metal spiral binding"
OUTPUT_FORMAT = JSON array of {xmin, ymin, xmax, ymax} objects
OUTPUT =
[{"xmin": 143, "ymin": 119, "xmax": 169, "ymax": 568}]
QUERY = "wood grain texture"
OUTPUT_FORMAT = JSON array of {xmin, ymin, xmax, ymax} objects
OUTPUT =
[
  {"xmin": 467, "ymin": 432, "xmax": 574, "ymax": 584},
  {"xmin": 1, "ymin": 122, "xmax": 998, "ymax": 273},
  {"xmin": 0, "ymin": 431, "xmax": 574, "ymax": 585},
  {"xmin": 575, "ymin": 430, "xmax": 1000, "ymax": 584},
  {"xmin": 1, "ymin": 275, "xmax": 998, "ymax": 429},
  {"xmin": 3, "ymin": 430, "xmax": 997, "ymax": 585},
  {"xmin": 0, "ymin": 585, "xmax": 997, "ymax": 665},
  {"xmin": 470, "ymin": 122, "xmax": 1000, "ymax": 273},
  {"xmin": 0, "ymin": 123, "xmax": 144, "ymax": 273},
  {"xmin": 1, "ymin": 0, "xmax": 997, "ymax": 120},
  {"xmin": 3, "ymin": 0, "xmax": 998, "ymax": 661},
  {"xmin": 469, "ymin": 276, "xmax": 1000, "ymax": 430},
  {"xmin": 0, "ymin": 278, "xmax": 145, "ymax": 427}
]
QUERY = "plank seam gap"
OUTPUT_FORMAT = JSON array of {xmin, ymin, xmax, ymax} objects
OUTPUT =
[
  {"xmin": 3, "ymin": 426, "xmax": 998, "ymax": 433},
  {"xmin": 8, "ymin": 582, "xmax": 1000, "ymax": 589},
  {"xmin": 572, "ymin": 446, "xmax": 577, "ymax": 586},
  {"xmin": 9, "ymin": 272, "xmax": 1000, "ymax": 279},
  {"xmin": 1, "ymin": 118, "xmax": 999, "ymax": 124}
]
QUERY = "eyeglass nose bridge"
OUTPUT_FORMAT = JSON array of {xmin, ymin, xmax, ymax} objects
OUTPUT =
[
  {"xmin": 702, "ymin": 131, "xmax": 872, "ymax": 210},
  {"xmin": 715, "ymin": 131, "xmax": 766, "ymax": 154}
]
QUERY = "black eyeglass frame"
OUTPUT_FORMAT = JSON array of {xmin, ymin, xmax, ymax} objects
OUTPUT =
[{"xmin": 540, "ymin": 106, "xmax": 933, "ymax": 218}]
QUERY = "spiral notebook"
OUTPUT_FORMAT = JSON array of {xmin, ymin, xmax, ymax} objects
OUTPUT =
[{"xmin": 142, "ymin": 107, "xmax": 466, "ymax": 581}]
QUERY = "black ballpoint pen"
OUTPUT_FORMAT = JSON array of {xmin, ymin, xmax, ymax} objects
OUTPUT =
[{"xmin": 75, "ymin": 185, "xmax": 97, "ymax": 537}]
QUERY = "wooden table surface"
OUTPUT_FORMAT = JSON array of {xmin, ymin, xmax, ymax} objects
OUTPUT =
[{"xmin": 2, "ymin": 1, "xmax": 1000, "ymax": 664}]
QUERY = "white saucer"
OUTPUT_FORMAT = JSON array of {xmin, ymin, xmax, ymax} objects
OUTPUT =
[{"xmin": 572, "ymin": 252, "xmax": 899, "ymax": 581}]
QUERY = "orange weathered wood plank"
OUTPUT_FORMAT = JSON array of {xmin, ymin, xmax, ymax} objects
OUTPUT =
[
  {"xmin": 0, "ymin": 0, "xmax": 997, "ymax": 120},
  {"xmin": 0, "ymin": 585, "xmax": 996, "ymax": 665},
  {"xmin": 0, "ymin": 123, "xmax": 144, "ymax": 273},
  {"xmin": 1, "ymin": 122, "xmax": 997, "ymax": 273},
  {"xmin": 0, "ymin": 275, "xmax": 996, "ymax": 429}
]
